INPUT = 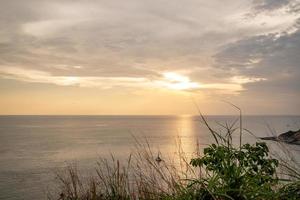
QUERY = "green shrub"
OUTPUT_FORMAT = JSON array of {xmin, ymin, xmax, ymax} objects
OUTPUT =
[{"xmin": 189, "ymin": 142, "xmax": 279, "ymax": 199}]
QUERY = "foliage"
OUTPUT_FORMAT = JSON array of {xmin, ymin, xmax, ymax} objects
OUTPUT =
[{"xmin": 189, "ymin": 142, "xmax": 279, "ymax": 199}]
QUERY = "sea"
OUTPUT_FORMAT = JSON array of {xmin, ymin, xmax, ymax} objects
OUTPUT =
[{"xmin": 0, "ymin": 115, "xmax": 299, "ymax": 200}]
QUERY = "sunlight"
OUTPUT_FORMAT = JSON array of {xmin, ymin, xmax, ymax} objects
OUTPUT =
[
  {"xmin": 162, "ymin": 72, "xmax": 201, "ymax": 90},
  {"xmin": 60, "ymin": 76, "xmax": 80, "ymax": 86},
  {"xmin": 163, "ymin": 72, "xmax": 189, "ymax": 83}
]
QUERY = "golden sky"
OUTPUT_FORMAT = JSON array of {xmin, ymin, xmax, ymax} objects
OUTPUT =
[{"xmin": 0, "ymin": 0, "xmax": 299, "ymax": 115}]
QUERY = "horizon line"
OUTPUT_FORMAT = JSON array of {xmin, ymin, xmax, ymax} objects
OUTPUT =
[{"xmin": 0, "ymin": 114, "xmax": 299, "ymax": 117}]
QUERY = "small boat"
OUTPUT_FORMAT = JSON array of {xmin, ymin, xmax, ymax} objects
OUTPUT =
[{"xmin": 155, "ymin": 153, "xmax": 162, "ymax": 163}]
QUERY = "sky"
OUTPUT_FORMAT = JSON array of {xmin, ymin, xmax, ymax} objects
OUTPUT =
[{"xmin": 0, "ymin": 0, "xmax": 299, "ymax": 115}]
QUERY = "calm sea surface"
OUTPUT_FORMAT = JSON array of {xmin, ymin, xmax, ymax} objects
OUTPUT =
[{"xmin": 0, "ymin": 115, "xmax": 299, "ymax": 200}]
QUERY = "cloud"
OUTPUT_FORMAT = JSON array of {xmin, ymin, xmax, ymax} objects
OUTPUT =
[
  {"xmin": 214, "ymin": 24, "xmax": 300, "ymax": 97},
  {"xmin": 0, "ymin": 67, "xmax": 151, "ymax": 89},
  {"xmin": 1, "ymin": 0, "xmax": 295, "ymax": 79},
  {"xmin": 0, "ymin": 66, "xmax": 258, "ymax": 94},
  {"xmin": 252, "ymin": 0, "xmax": 292, "ymax": 11},
  {"xmin": 0, "ymin": 0, "xmax": 299, "ymax": 114}
]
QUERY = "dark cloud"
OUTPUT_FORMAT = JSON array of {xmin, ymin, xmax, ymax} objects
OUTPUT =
[
  {"xmin": 214, "ymin": 24, "xmax": 300, "ymax": 98},
  {"xmin": 250, "ymin": 0, "xmax": 300, "ymax": 15},
  {"xmin": 252, "ymin": 0, "xmax": 292, "ymax": 11}
]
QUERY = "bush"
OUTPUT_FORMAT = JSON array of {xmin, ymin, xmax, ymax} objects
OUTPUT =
[{"xmin": 189, "ymin": 142, "xmax": 279, "ymax": 199}]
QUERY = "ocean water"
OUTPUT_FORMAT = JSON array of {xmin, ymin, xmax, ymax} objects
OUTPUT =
[{"xmin": 0, "ymin": 115, "xmax": 299, "ymax": 200}]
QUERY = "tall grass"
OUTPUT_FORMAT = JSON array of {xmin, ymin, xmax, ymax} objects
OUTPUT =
[
  {"xmin": 49, "ymin": 114, "xmax": 300, "ymax": 200},
  {"xmin": 49, "ymin": 138, "xmax": 201, "ymax": 200}
]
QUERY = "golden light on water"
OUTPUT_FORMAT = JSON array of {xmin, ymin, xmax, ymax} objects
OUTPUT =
[{"xmin": 170, "ymin": 115, "xmax": 197, "ymax": 158}]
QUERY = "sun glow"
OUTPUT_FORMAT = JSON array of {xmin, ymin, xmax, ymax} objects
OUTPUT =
[{"xmin": 161, "ymin": 72, "xmax": 201, "ymax": 90}]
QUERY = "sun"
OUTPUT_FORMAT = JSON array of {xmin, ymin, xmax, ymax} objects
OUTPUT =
[{"xmin": 161, "ymin": 72, "xmax": 201, "ymax": 90}]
